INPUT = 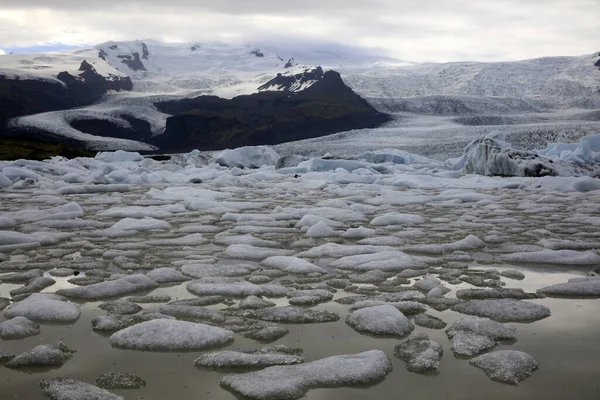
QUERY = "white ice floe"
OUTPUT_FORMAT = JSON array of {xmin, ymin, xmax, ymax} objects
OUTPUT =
[
  {"xmin": 57, "ymin": 274, "xmax": 159, "ymax": 300},
  {"xmin": 187, "ymin": 278, "xmax": 288, "ymax": 297},
  {"xmin": 502, "ymin": 249, "xmax": 600, "ymax": 265},
  {"xmin": 110, "ymin": 319, "xmax": 234, "ymax": 351},
  {"xmin": 214, "ymin": 146, "xmax": 279, "ymax": 168},
  {"xmin": 343, "ymin": 226, "xmax": 376, "ymax": 238},
  {"xmin": 346, "ymin": 305, "xmax": 414, "ymax": 337},
  {"xmin": 0, "ymin": 230, "xmax": 40, "ymax": 252},
  {"xmin": 394, "ymin": 332, "xmax": 444, "ymax": 374},
  {"xmin": 406, "ymin": 235, "xmax": 485, "ymax": 255},
  {"xmin": 253, "ymin": 306, "xmax": 339, "ymax": 323},
  {"xmin": 195, "ymin": 349, "xmax": 303, "ymax": 369},
  {"xmin": 146, "ymin": 267, "xmax": 190, "ymax": 283},
  {"xmin": 110, "ymin": 217, "xmax": 171, "ymax": 231},
  {"xmin": 538, "ymin": 276, "xmax": 600, "ymax": 297},
  {"xmin": 96, "ymin": 151, "xmax": 145, "ymax": 163},
  {"xmin": 331, "ymin": 251, "xmax": 432, "ymax": 272},
  {"xmin": 181, "ymin": 264, "xmax": 256, "ymax": 279},
  {"xmin": 296, "ymin": 243, "xmax": 395, "ymax": 259},
  {"xmin": 260, "ymin": 256, "xmax": 327, "ymax": 274},
  {"xmin": 222, "ymin": 244, "xmax": 294, "ymax": 261},
  {"xmin": 370, "ymin": 212, "xmax": 425, "ymax": 226},
  {"xmin": 446, "ymin": 317, "xmax": 517, "ymax": 356},
  {"xmin": 239, "ymin": 295, "xmax": 276, "ymax": 309},
  {"xmin": 6, "ymin": 343, "xmax": 74, "ymax": 368},
  {"xmin": 0, "ymin": 316, "xmax": 41, "ymax": 339},
  {"xmin": 220, "ymin": 350, "xmax": 392, "ymax": 400},
  {"xmin": 451, "ymin": 299, "xmax": 551, "ymax": 322},
  {"xmin": 470, "ymin": 350, "xmax": 538, "ymax": 385},
  {"xmin": 40, "ymin": 377, "xmax": 124, "ymax": 400},
  {"xmin": 4, "ymin": 293, "xmax": 81, "ymax": 323},
  {"xmin": 305, "ymin": 221, "xmax": 338, "ymax": 237}
]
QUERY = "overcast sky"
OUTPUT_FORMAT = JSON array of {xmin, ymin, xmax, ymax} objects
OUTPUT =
[{"xmin": 0, "ymin": 0, "xmax": 597, "ymax": 61}]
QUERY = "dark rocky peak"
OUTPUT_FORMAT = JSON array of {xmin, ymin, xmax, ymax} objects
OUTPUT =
[
  {"xmin": 285, "ymin": 58, "xmax": 296, "ymax": 68},
  {"xmin": 258, "ymin": 66, "xmax": 324, "ymax": 92},
  {"xmin": 78, "ymin": 60, "xmax": 95, "ymax": 72},
  {"xmin": 251, "ymin": 49, "xmax": 264, "ymax": 57},
  {"xmin": 117, "ymin": 52, "xmax": 146, "ymax": 71},
  {"xmin": 109, "ymin": 44, "xmax": 118, "ymax": 50},
  {"xmin": 98, "ymin": 49, "xmax": 107, "ymax": 60},
  {"xmin": 191, "ymin": 45, "xmax": 198, "ymax": 51},
  {"xmin": 594, "ymin": 57, "xmax": 600, "ymax": 69},
  {"xmin": 141, "ymin": 42, "xmax": 150, "ymax": 60}
]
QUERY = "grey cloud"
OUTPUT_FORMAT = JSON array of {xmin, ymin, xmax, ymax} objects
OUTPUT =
[{"xmin": 0, "ymin": 0, "xmax": 597, "ymax": 62}]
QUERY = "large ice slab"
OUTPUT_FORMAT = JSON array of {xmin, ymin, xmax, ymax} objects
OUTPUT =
[
  {"xmin": 538, "ymin": 276, "xmax": 600, "ymax": 298},
  {"xmin": 451, "ymin": 299, "xmax": 550, "ymax": 322},
  {"xmin": 110, "ymin": 319, "xmax": 234, "ymax": 351},
  {"xmin": 346, "ymin": 305, "xmax": 414, "ymax": 337},
  {"xmin": 470, "ymin": 350, "xmax": 538, "ymax": 385},
  {"xmin": 57, "ymin": 275, "xmax": 159, "ymax": 300},
  {"xmin": 220, "ymin": 350, "xmax": 392, "ymax": 400},
  {"xmin": 4, "ymin": 293, "xmax": 81, "ymax": 323}
]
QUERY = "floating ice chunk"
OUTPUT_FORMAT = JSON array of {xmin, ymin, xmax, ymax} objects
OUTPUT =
[
  {"xmin": 331, "ymin": 251, "xmax": 430, "ymax": 272},
  {"xmin": 295, "ymin": 214, "xmax": 344, "ymax": 229},
  {"xmin": 97, "ymin": 204, "xmax": 186, "ymax": 219},
  {"xmin": 10, "ymin": 276, "xmax": 55, "ymax": 297},
  {"xmin": 110, "ymin": 319, "xmax": 234, "ymax": 351},
  {"xmin": 92, "ymin": 315, "xmax": 132, "ymax": 332},
  {"xmin": 96, "ymin": 371, "xmax": 147, "ymax": 389},
  {"xmin": 57, "ymin": 274, "xmax": 159, "ymax": 300},
  {"xmin": 40, "ymin": 377, "xmax": 124, "ymax": 400},
  {"xmin": 414, "ymin": 313, "xmax": 447, "ymax": 329},
  {"xmin": 4, "ymin": 293, "xmax": 81, "ymax": 323},
  {"xmin": 502, "ymin": 249, "xmax": 600, "ymax": 265},
  {"xmin": 394, "ymin": 332, "xmax": 443, "ymax": 374},
  {"xmin": 253, "ymin": 306, "xmax": 339, "ymax": 324},
  {"xmin": 456, "ymin": 288, "xmax": 537, "ymax": 300},
  {"xmin": 6, "ymin": 343, "xmax": 74, "ymax": 368},
  {"xmin": 370, "ymin": 212, "xmax": 424, "ymax": 226},
  {"xmin": 146, "ymin": 267, "xmax": 190, "ymax": 283},
  {"xmin": 343, "ymin": 226, "xmax": 376, "ymax": 238},
  {"xmin": 128, "ymin": 294, "xmax": 171, "ymax": 303},
  {"xmin": 187, "ymin": 278, "xmax": 288, "ymax": 297},
  {"xmin": 349, "ymin": 300, "xmax": 426, "ymax": 315},
  {"xmin": 538, "ymin": 276, "xmax": 600, "ymax": 298},
  {"xmin": 305, "ymin": 221, "xmax": 338, "ymax": 238},
  {"xmin": 0, "ymin": 230, "xmax": 40, "ymax": 252},
  {"xmin": 110, "ymin": 217, "xmax": 171, "ymax": 231},
  {"xmin": 470, "ymin": 350, "xmax": 538, "ymax": 385},
  {"xmin": 220, "ymin": 213, "xmax": 276, "ymax": 223},
  {"xmin": 0, "ymin": 316, "xmax": 40, "ymax": 339},
  {"xmin": 239, "ymin": 296, "xmax": 276, "ymax": 309},
  {"xmin": 538, "ymin": 238, "xmax": 600, "ymax": 250},
  {"xmin": 432, "ymin": 189, "xmax": 502, "ymax": 203},
  {"xmin": 0, "ymin": 173, "xmax": 12, "ymax": 187},
  {"xmin": 181, "ymin": 263, "xmax": 255, "ymax": 279},
  {"xmin": 149, "ymin": 305, "xmax": 225, "ymax": 323},
  {"xmin": 406, "ymin": 235, "xmax": 485, "ymax": 254},
  {"xmin": 96, "ymin": 150, "xmax": 144, "ymax": 163},
  {"xmin": 451, "ymin": 299, "xmax": 550, "ymax": 322},
  {"xmin": 288, "ymin": 289, "xmax": 333, "ymax": 306},
  {"xmin": 215, "ymin": 146, "xmax": 279, "ymax": 168},
  {"xmin": 56, "ymin": 184, "xmax": 131, "ymax": 195},
  {"xmin": 195, "ymin": 349, "xmax": 303, "ymax": 369},
  {"xmin": 501, "ymin": 270, "xmax": 525, "ymax": 280},
  {"xmin": 99, "ymin": 301, "xmax": 142, "ymax": 315},
  {"xmin": 220, "ymin": 350, "xmax": 392, "ymax": 400},
  {"xmin": 222, "ymin": 244, "xmax": 294, "ymax": 261},
  {"xmin": 2, "ymin": 166, "xmax": 41, "ymax": 182},
  {"xmin": 261, "ymin": 256, "xmax": 327, "ymax": 275},
  {"xmin": 346, "ymin": 305, "xmax": 414, "ymax": 337},
  {"xmin": 244, "ymin": 325, "xmax": 289, "ymax": 342},
  {"xmin": 446, "ymin": 316, "xmax": 517, "ymax": 356},
  {"xmin": 0, "ymin": 216, "xmax": 17, "ymax": 229}
]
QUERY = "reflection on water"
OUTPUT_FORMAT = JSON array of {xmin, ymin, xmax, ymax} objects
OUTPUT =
[{"xmin": 1, "ymin": 265, "xmax": 599, "ymax": 400}]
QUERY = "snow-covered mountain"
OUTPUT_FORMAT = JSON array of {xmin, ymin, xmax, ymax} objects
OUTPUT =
[{"xmin": 0, "ymin": 40, "xmax": 599, "ymax": 154}]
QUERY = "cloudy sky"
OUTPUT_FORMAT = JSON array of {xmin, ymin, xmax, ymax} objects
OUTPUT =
[{"xmin": 0, "ymin": 0, "xmax": 597, "ymax": 61}]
